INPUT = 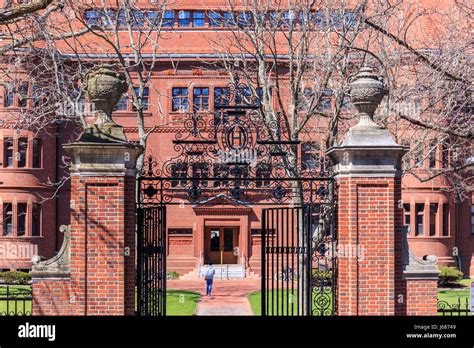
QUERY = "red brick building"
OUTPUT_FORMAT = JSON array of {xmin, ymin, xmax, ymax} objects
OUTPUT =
[{"xmin": 0, "ymin": 0, "xmax": 472, "ymax": 278}]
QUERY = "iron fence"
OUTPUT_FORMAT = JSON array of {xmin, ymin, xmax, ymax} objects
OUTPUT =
[
  {"xmin": 437, "ymin": 297, "xmax": 471, "ymax": 316},
  {"xmin": 0, "ymin": 285, "xmax": 32, "ymax": 316}
]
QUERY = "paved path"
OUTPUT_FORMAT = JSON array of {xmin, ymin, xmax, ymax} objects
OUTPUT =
[{"xmin": 168, "ymin": 278, "xmax": 260, "ymax": 316}]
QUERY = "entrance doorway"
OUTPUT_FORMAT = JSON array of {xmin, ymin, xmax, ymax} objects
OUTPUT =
[{"xmin": 204, "ymin": 226, "xmax": 239, "ymax": 264}]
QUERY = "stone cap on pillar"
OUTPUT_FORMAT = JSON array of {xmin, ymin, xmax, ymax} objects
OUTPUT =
[
  {"xmin": 64, "ymin": 141, "xmax": 143, "ymax": 176},
  {"xmin": 326, "ymin": 66, "xmax": 408, "ymax": 178}
]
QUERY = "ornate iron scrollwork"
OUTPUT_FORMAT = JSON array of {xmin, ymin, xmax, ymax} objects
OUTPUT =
[{"xmin": 139, "ymin": 75, "xmax": 333, "ymax": 205}]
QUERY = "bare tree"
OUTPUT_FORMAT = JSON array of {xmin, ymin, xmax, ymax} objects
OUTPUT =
[
  {"xmin": 69, "ymin": 0, "xmax": 173, "ymax": 169},
  {"xmin": 0, "ymin": 0, "xmax": 55, "ymax": 24},
  {"xmin": 372, "ymin": 0, "xmax": 473, "ymax": 200},
  {"xmin": 203, "ymin": 0, "xmax": 472, "ymax": 313}
]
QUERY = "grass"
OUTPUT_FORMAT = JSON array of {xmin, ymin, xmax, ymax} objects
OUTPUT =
[
  {"xmin": 248, "ymin": 284, "xmax": 472, "ymax": 316},
  {"xmin": 0, "ymin": 285, "xmax": 32, "ymax": 315},
  {"xmin": 134, "ymin": 288, "xmax": 200, "ymax": 316},
  {"xmin": 437, "ymin": 289, "xmax": 470, "ymax": 305},
  {"xmin": 166, "ymin": 289, "xmax": 200, "ymax": 316},
  {"xmin": 2, "ymin": 280, "xmax": 471, "ymax": 316},
  {"xmin": 437, "ymin": 288, "xmax": 471, "ymax": 316},
  {"xmin": 248, "ymin": 289, "xmax": 333, "ymax": 316},
  {"xmin": 0, "ymin": 285, "xmax": 200, "ymax": 316}
]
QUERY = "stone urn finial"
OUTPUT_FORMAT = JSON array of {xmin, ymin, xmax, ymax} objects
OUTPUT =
[
  {"xmin": 348, "ymin": 65, "xmax": 387, "ymax": 122},
  {"xmin": 85, "ymin": 64, "xmax": 128, "ymax": 126}
]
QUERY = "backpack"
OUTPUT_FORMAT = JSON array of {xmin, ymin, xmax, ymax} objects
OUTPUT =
[{"xmin": 205, "ymin": 267, "xmax": 214, "ymax": 279}]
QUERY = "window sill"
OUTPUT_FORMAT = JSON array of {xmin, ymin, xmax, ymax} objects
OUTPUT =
[
  {"xmin": 407, "ymin": 235, "xmax": 451, "ymax": 239},
  {"xmin": 112, "ymin": 110, "xmax": 153, "ymax": 117},
  {"xmin": 0, "ymin": 235, "xmax": 42, "ymax": 239},
  {"xmin": 0, "ymin": 167, "xmax": 44, "ymax": 172}
]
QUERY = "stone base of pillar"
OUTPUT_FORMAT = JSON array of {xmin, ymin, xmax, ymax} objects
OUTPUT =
[{"xmin": 31, "ymin": 227, "xmax": 72, "ymax": 315}]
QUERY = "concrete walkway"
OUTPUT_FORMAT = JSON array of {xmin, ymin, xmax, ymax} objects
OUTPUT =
[{"xmin": 168, "ymin": 278, "xmax": 260, "ymax": 316}]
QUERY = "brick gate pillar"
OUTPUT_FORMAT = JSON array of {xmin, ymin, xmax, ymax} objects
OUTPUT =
[
  {"xmin": 32, "ymin": 66, "xmax": 143, "ymax": 315},
  {"xmin": 63, "ymin": 136, "xmax": 142, "ymax": 315},
  {"xmin": 326, "ymin": 66, "xmax": 438, "ymax": 316}
]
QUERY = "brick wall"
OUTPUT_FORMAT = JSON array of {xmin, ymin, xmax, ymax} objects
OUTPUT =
[
  {"xmin": 32, "ymin": 279, "xmax": 72, "ymax": 315},
  {"xmin": 405, "ymin": 279, "xmax": 438, "ymax": 315},
  {"xmin": 337, "ymin": 177, "xmax": 400, "ymax": 316},
  {"xmin": 69, "ymin": 175, "xmax": 133, "ymax": 315}
]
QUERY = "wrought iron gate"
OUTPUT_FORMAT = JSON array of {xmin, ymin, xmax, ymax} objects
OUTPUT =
[
  {"xmin": 261, "ymin": 202, "xmax": 336, "ymax": 316},
  {"xmin": 136, "ymin": 74, "xmax": 336, "ymax": 316},
  {"xmin": 137, "ymin": 205, "xmax": 166, "ymax": 316}
]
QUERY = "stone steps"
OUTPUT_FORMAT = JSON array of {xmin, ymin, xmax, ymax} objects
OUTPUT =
[{"xmin": 180, "ymin": 264, "xmax": 260, "ymax": 280}]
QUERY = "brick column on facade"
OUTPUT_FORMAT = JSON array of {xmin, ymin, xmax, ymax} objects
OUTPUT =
[{"xmin": 326, "ymin": 66, "xmax": 438, "ymax": 316}]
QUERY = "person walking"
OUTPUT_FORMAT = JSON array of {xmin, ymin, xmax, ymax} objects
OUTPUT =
[{"xmin": 205, "ymin": 262, "xmax": 215, "ymax": 296}]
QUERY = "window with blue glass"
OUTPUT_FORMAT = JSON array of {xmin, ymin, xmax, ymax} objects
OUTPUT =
[
  {"xmin": 163, "ymin": 10, "xmax": 174, "ymax": 27},
  {"xmin": 330, "ymin": 12, "xmax": 344, "ymax": 30},
  {"xmin": 172, "ymin": 87, "xmax": 189, "ymax": 112},
  {"xmin": 209, "ymin": 11, "xmax": 222, "ymax": 27},
  {"xmin": 146, "ymin": 10, "xmax": 159, "ymax": 26},
  {"xmin": 4, "ymin": 88, "xmax": 14, "ymax": 107},
  {"xmin": 235, "ymin": 87, "xmax": 252, "ymax": 105},
  {"xmin": 117, "ymin": 9, "xmax": 127, "ymax": 27},
  {"xmin": 178, "ymin": 10, "xmax": 190, "ymax": 27},
  {"xmin": 101, "ymin": 9, "xmax": 115, "ymax": 28},
  {"xmin": 193, "ymin": 87, "xmax": 209, "ymax": 112},
  {"xmin": 78, "ymin": 94, "xmax": 85, "ymax": 113},
  {"xmin": 238, "ymin": 12, "xmax": 253, "ymax": 27},
  {"xmin": 32, "ymin": 84, "xmax": 41, "ymax": 107},
  {"xmin": 193, "ymin": 11, "xmax": 205, "ymax": 27},
  {"xmin": 298, "ymin": 87, "xmax": 314, "ymax": 111},
  {"xmin": 18, "ymin": 83, "xmax": 28, "ymax": 108},
  {"xmin": 284, "ymin": 11, "xmax": 297, "ymax": 27},
  {"xmin": 317, "ymin": 88, "xmax": 332, "ymax": 111},
  {"xmin": 313, "ymin": 11, "xmax": 326, "ymax": 28},
  {"xmin": 344, "ymin": 12, "xmax": 357, "ymax": 29},
  {"xmin": 133, "ymin": 87, "xmax": 149, "ymax": 111},
  {"xmin": 223, "ymin": 12, "xmax": 235, "ymax": 27},
  {"xmin": 85, "ymin": 9, "xmax": 100, "ymax": 26},
  {"xmin": 132, "ymin": 10, "xmax": 145, "ymax": 28},
  {"xmin": 302, "ymin": 142, "xmax": 320, "ymax": 170},
  {"xmin": 269, "ymin": 11, "xmax": 282, "ymax": 28},
  {"xmin": 300, "ymin": 12, "xmax": 311, "ymax": 26},
  {"xmin": 256, "ymin": 12, "xmax": 266, "ymax": 26},
  {"xmin": 214, "ymin": 87, "xmax": 230, "ymax": 107},
  {"xmin": 114, "ymin": 94, "xmax": 128, "ymax": 111}
]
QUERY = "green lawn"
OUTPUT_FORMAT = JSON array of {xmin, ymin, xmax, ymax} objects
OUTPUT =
[
  {"xmin": 1, "ymin": 286, "xmax": 200, "ymax": 316},
  {"xmin": 248, "ymin": 287, "xmax": 472, "ymax": 316},
  {"xmin": 166, "ymin": 289, "xmax": 200, "ymax": 316},
  {"xmin": 0, "ymin": 285, "xmax": 32, "ymax": 316},
  {"xmin": 134, "ymin": 288, "xmax": 200, "ymax": 316},
  {"xmin": 438, "ymin": 289, "xmax": 470, "ymax": 305},
  {"xmin": 248, "ymin": 289, "xmax": 333, "ymax": 316}
]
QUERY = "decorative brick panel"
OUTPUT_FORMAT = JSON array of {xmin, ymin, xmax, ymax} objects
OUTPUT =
[{"xmin": 336, "ymin": 177, "xmax": 399, "ymax": 315}]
